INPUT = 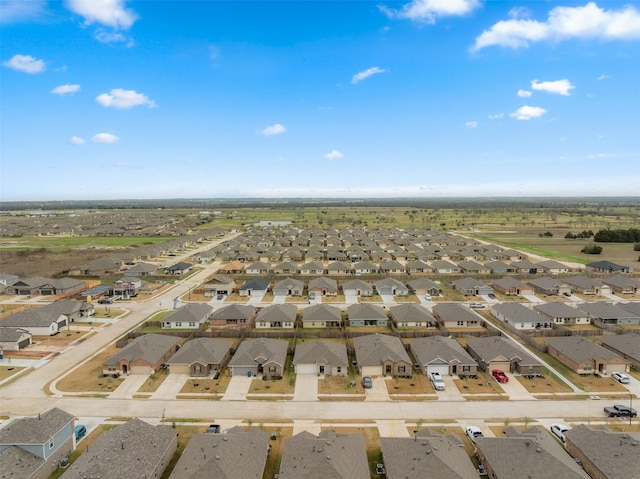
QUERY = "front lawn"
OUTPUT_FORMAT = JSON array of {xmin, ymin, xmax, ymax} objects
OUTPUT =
[{"xmin": 55, "ymin": 345, "xmax": 124, "ymax": 393}]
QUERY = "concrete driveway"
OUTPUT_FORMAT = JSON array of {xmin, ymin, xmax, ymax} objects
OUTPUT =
[
  {"xmin": 344, "ymin": 292, "xmax": 359, "ymax": 305},
  {"xmin": 248, "ymin": 293, "xmax": 266, "ymax": 304},
  {"xmin": 294, "ymin": 373, "xmax": 318, "ymax": 401},
  {"xmin": 221, "ymin": 375, "xmax": 253, "ymax": 401},
  {"xmin": 365, "ymin": 377, "xmax": 391, "ymax": 401},
  {"xmin": 376, "ymin": 419, "xmax": 410, "ymax": 437},
  {"xmin": 522, "ymin": 293, "xmax": 545, "ymax": 303},
  {"xmin": 271, "ymin": 295, "xmax": 287, "ymax": 304},
  {"xmin": 150, "ymin": 373, "xmax": 189, "ymax": 400},
  {"xmin": 379, "ymin": 294, "xmax": 396, "ymax": 305},
  {"xmin": 499, "ymin": 373, "xmax": 535, "ymax": 400},
  {"xmin": 108, "ymin": 374, "xmax": 148, "ymax": 399},
  {"xmin": 437, "ymin": 376, "xmax": 465, "ymax": 401}
]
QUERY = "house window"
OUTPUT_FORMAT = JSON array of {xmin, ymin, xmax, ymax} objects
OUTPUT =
[
  {"xmin": 337, "ymin": 367, "xmax": 341, "ymax": 373},
  {"xmin": 175, "ymin": 322, "xmax": 182, "ymax": 327},
  {"xmin": 240, "ymin": 318, "xmax": 245, "ymax": 323},
  {"xmin": 462, "ymin": 366, "xmax": 471, "ymax": 372},
  {"xmin": 269, "ymin": 365, "xmax": 276, "ymax": 373},
  {"xmin": 194, "ymin": 365, "xmax": 201, "ymax": 373},
  {"xmin": 188, "ymin": 322, "xmax": 196, "ymax": 327},
  {"xmin": 457, "ymin": 321, "xmax": 465, "ymax": 326},
  {"xmin": 49, "ymin": 437, "xmax": 54, "ymax": 448},
  {"xmin": 398, "ymin": 366, "xmax": 406, "ymax": 373}
]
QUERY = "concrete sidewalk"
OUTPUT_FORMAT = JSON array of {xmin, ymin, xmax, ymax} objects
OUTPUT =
[
  {"xmin": 365, "ymin": 377, "xmax": 391, "ymax": 401},
  {"xmin": 150, "ymin": 373, "xmax": 189, "ymax": 400}
]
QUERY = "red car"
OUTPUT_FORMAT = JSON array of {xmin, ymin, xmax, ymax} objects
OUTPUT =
[{"xmin": 492, "ymin": 369, "xmax": 509, "ymax": 383}]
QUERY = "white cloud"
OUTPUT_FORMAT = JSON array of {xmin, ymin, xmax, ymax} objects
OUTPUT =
[
  {"xmin": 510, "ymin": 105, "xmax": 547, "ymax": 120},
  {"xmin": 465, "ymin": 121, "xmax": 478, "ymax": 128},
  {"xmin": 260, "ymin": 124, "xmax": 286, "ymax": 136},
  {"xmin": 587, "ymin": 153, "xmax": 613, "ymax": 159},
  {"xmin": 508, "ymin": 6, "xmax": 531, "ymax": 19},
  {"xmin": 472, "ymin": 2, "xmax": 640, "ymax": 51},
  {"xmin": 351, "ymin": 66, "xmax": 386, "ymax": 84},
  {"xmin": 517, "ymin": 89, "xmax": 532, "ymax": 98},
  {"xmin": 94, "ymin": 30, "xmax": 128, "ymax": 43},
  {"xmin": 65, "ymin": 0, "xmax": 138, "ymax": 29},
  {"xmin": 324, "ymin": 150, "xmax": 344, "ymax": 160},
  {"xmin": 51, "ymin": 84, "xmax": 81, "ymax": 95},
  {"xmin": 96, "ymin": 89, "xmax": 156, "ymax": 109},
  {"xmin": 380, "ymin": 0, "xmax": 480, "ymax": 23},
  {"xmin": 0, "ymin": 0, "xmax": 47, "ymax": 24},
  {"xmin": 531, "ymin": 79, "xmax": 575, "ymax": 95},
  {"xmin": 70, "ymin": 136, "xmax": 85, "ymax": 145},
  {"xmin": 2, "ymin": 54, "xmax": 45, "ymax": 73},
  {"xmin": 488, "ymin": 113, "xmax": 504, "ymax": 119},
  {"xmin": 597, "ymin": 73, "xmax": 609, "ymax": 80},
  {"xmin": 92, "ymin": 132, "xmax": 119, "ymax": 143}
]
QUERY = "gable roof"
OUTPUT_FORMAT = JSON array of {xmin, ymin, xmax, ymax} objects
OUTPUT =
[
  {"xmin": 255, "ymin": 304, "xmax": 297, "ymax": 323},
  {"xmin": 228, "ymin": 338, "xmax": 289, "ymax": 368},
  {"xmin": 466, "ymin": 336, "xmax": 540, "ymax": 367},
  {"xmin": 308, "ymin": 277, "xmax": 338, "ymax": 290},
  {"xmin": 211, "ymin": 304, "xmax": 256, "ymax": 320},
  {"xmin": 239, "ymin": 278, "xmax": 270, "ymax": 291},
  {"xmin": 491, "ymin": 302, "xmax": 548, "ymax": 324},
  {"xmin": 104, "ymin": 333, "xmax": 180, "ymax": 367},
  {"xmin": 342, "ymin": 279, "xmax": 373, "ymax": 291},
  {"xmin": 167, "ymin": 338, "xmax": 233, "ymax": 366},
  {"xmin": 599, "ymin": 333, "xmax": 640, "ymax": 361},
  {"xmin": 546, "ymin": 336, "xmax": 625, "ymax": 363},
  {"xmin": 533, "ymin": 302, "xmax": 587, "ymax": 319},
  {"xmin": 579, "ymin": 301, "xmax": 640, "ymax": 320},
  {"xmin": 410, "ymin": 336, "xmax": 477, "ymax": 368},
  {"xmin": 0, "ymin": 408, "xmax": 74, "ymax": 445},
  {"xmin": 164, "ymin": 303, "xmax": 213, "ymax": 324},
  {"xmin": 0, "ymin": 327, "xmax": 31, "ymax": 343},
  {"xmin": 346, "ymin": 303, "xmax": 388, "ymax": 320},
  {"xmin": 273, "ymin": 277, "xmax": 304, "ymax": 291},
  {"xmin": 389, "ymin": 304, "xmax": 435, "ymax": 323},
  {"xmin": 353, "ymin": 334, "xmax": 411, "ymax": 366},
  {"xmin": 302, "ymin": 304, "xmax": 341, "ymax": 322},
  {"xmin": 406, "ymin": 278, "xmax": 442, "ymax": 292},
  {"xmin": 293, "ymin": 341, "xmax": 348, "ymax": 368},
  {"xmin": 432, "ymin": 303, "xmax": 480, "ymax": 323}
]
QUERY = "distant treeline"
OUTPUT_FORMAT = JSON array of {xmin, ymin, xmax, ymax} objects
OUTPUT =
[{"xmin": 594, "ymin": 228, "xmax": 640, "ymax": 243}]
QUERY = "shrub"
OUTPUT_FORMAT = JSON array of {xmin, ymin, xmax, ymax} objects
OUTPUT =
[{"xmin": 581, "ymin": 244, "xmax": 603, "ymax": 254}]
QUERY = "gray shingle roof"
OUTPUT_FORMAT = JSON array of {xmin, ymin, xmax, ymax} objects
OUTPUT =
[
  {"xmin": 579, "ymin": 301, "xmax": 640, "ymax": 320},
  {"xmin": 0, "ymin": 327, "xmax": 31, "ymax": 343},
  {"xmin": 0, "ymin": 407, "xmax": 74, "ymax": 445},
  {"xmin": 228, "ymin": 338, "xmax": 289, "ymax": 368},
  {"xmin": 410, "ymin": 336, "xmax": 477, "ymax": 368},
  {"xmin": 432, "ymin": 303, "xmax": 480, "ymax": 323},
  {"xmin": 293, "ymin": 341, "xmax": 348, "ymax": 369},
  {"xmin": 164, "ymin": 303, "xmax": 212, "ymax": 324},
  {"xmin": 389, "ymin": 304, "xmax": 435, "ymax": 324},
  {"xmin": 353, "ymin": 334, "xmax": 411, "ymax": 366},
  {"xmin": 346, "ymin": 303, "xmax": 388, "ymax": 320},
  {"xmin": 0, "ymin": 445, "xmax": 44, "ymax": 478},
  {"xmin": 546, "ymin": 336, "xmax": 623, "ymax": 363},
  {"xmin": 308, "ymin": 277, "xmax": 338, "ymax": 291},
  {"xmin": 599, "ymin": 334, "xmax": 640, "ymax": 362},
  {"xmin": 302, "ymin": 304, "xmax": 341, "ymax": 322},
  {"xmin": 255, "ymin": 304, "xmax": 297, "ymax": 324},
  {"xmin": 104, "ymin": 333, "xmax": 180, "ymax": 367},
  {"xmin": 212, "ymin": 304, "xmax": 256, "ymax": 320},
  {"xmin": 466, "ymin": 337, "xmax": 541, "ymax": 367},
  {"xmin": 533, "ymin": 302, "xmax": 587, "ymax": 319},
  {"xmin": 167, "ymin": 338, "xmax": 233, "ymax": 366}
]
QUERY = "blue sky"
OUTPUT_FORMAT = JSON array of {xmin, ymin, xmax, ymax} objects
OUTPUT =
[{"xmin": 2, "ymin": 0, "xmax": 639, "ymax": 201}]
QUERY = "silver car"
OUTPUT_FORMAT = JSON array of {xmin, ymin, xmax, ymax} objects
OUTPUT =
[
  {"xmin": 612, "ymin": 372, "xmax": 630, "ymax": 384},
  {"xmin": 550, "ymin": 423, "xmax": 571, "ymax": 443}
]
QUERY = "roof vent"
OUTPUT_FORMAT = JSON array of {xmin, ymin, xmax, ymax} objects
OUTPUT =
[
  {"xmin": 622, "ymin": 434, "xmax": 629, "ymax": 440},
  {"xmin": 326, "ymin": 455, "xmax": 331, "ymax": 460},
  {"xmin": 525, "ymin": 440, "xmax": 530, "ymax": 447},
  {"xmin": 223, "ymin": 436, "xmax": 228, "ymax": 441},
  {"xmin": 631, "ymin": 441, "xmax": 638, "ymax": 447},
  {"xmin": 536, "ymin": 447, "xmax": 542, "ymax": 453}
]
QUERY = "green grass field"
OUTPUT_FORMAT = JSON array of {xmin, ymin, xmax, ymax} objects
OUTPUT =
[{"xmin": 0, "ymin": 236, "xmax": 174, "ymax": 251}]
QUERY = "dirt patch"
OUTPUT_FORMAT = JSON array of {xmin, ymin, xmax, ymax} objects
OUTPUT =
[
  {"xmin": 56, "ymin": 344, "xmax": 124, "ymax": 393},
  {"xmin": 0, "ymin": 366, "xmax": 26, "ymax": 381},
  {"xmin": 454, "ymin": 371, "xmax": 506, "ymax": 395},
  {"xmin": 517, "ymin": 375, "xmax": 573, "ymax": 393},
  {"xmin": 318, "ymin": 376, "xmax": 364, "ymax": 394},
  {"xmin": 179, "ymin": 376, "xmax": 231, "ymax": 394},
  {"xmin": 387, "ymin": 374, "xmax": 433, "ymax": 394},
  {"xmin": 249, "ymin": 376, "xmax": 295, "ymax": 394},
  {"xmin": 0, "ymin": 249, "xmax": 110, "ymax": 277}
]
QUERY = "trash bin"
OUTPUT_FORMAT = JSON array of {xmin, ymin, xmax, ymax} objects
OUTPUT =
[{"xmin": 247, "ymin": 371, "xmax": 252, "ymax": 377}]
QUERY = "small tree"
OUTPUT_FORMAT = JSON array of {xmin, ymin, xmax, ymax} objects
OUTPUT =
[{"xmin": 581, "ymin": 244, "xmax": 603, "ymax": 254}]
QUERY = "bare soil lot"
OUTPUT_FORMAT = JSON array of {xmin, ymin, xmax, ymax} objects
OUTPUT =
[
  {"xmin": 55, "ymin": 344, "xmax": 124, "ymax": 393},
  {"xmin": 454, "ymin": 371, "xmax": 505, "ymax": 395},
  {"xmin": 179, "ymin": 375, "xmax": 231, "ymax": 394}
]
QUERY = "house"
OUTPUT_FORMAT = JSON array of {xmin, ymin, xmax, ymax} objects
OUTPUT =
[
  {"xmin": 491, "ymin": 277, "xmax": 534, "ymax": 296},
  {"xmin": 352, "ymin": 260, "xmax": 378, "ymax": 275},
  {"xmin": 209, "ymin": 304, "xmax": 257, "ymax": 328},
  {"xmin": 293, "ymin": 341, "xmax": 348, "ymax": 376},
  {"xmin": 474, "ymin": 427, "xmax": 590, "ymax": 479},
  {"xmin": 0, "ymin": 327, "xmax": 32, "ymax": 351},
  {"xmin": 599, "ymin": 275, "xmax": 639, "ymax": 294},
  {"xmin": 346, "ymin": 303, "xmax": 388, "ymax": 327},
  {"xmin": 533, "ymin": 302, "xmax": 590, "ymax": 325},
  {"xmin": 527, "ymin": 276, "xmax": 572, "ymax": 296},
  {"xmin": 432, "ymin": 303, "xmax": 482, "ymax": 328},
  {"xmin": 406, "ymin": 278, "xmax": 442, "ymax": 297},
  {"xmin": 168, "ymin": 427, "xmax": 269, "ymax": 479},
  {"xmin": 342, "ymin": 279, "xmax": 373, "ymax": 297},
  {"xmin": 219, "ymin": 260, "xmax": 245, "ymax": 274},
  {"xmin": 380, "ymin": 429, "xmax": 478, "ymax": 479},
  {"xmin": 278, "ymin": 430, "xmax": 369, "ymax": 479},
  {"xmin": 0, "ymin": 307, "xmax": 68, "ymax": 336},
  {"xmin": 103, "ymin": 333, "xmax": 180, "ymax": 375},
  {"xmin": 617, "ymin": 301, "xmax": 640, "ymax": 317},
  {"xmin": 405, "ymin": 260, "xmax": 429, "ymax": 274},
  {"xmin": 458, "ymin": 260, "xmax": 491, "ymax": 274},
  {"xmin": 238, "ymin": 278, "xmax": 270, "ymax": 297},
  {"xmin": 203, "ymin": 276, "xmax": 236, "ymax": 296},
  {"xmin": 484, "ymin": 260, "xmax": 516, "ymax": 274},
  {"xmin": 76, "ymin": 256, "xmax": 124, "ymax": 275},
  {"xmin": 599, "ymin": 334, "xmax": 640, "ymax": 370},
  {"xmin": 308, "ymin": 277, "xmax": 338, "ymax": 297},
  {"xmin": 244, "ymin": 261, "xmax": 271, "ymax": 275},
  {"xmin": 299, "ymin": 261, "xmax": 324, "ymax": 275},
  {"xmin": 272, "ymin": 277, "xmax": 304, "ymax": 297},
  {"xmin": 123, "ymin": 262, "xmax": 158, "ymax": 277},
  {"xmin": 0, "ymin": 408, "xmax": 75, "ymax": 479},
  {"xmin": 228, "ymin": 338, "xmax": 289, "ymax": 379},
  {"xmin": 5, "ymin": 276, "xmax": 86, "ymax": 296},
  {"xmin": 162, "ymin": 303, "xmax": 213, "ymax": 329},
  {"xmin": 326, "ymin": 260, "xmax": 351, "ymax": 275},
  {"xmin": 380, "ymin": 260, "xmax": 405, "ymax": 274},
  {"xmin": 272, "ymin": 261, "xmax": 299, "ymax": 275},
  {"xmin": 537, "ymin": 259, "xmax": 571, "ymax": 274},
  {"xmin": 60, "ymin": 419, "xmax": 177, "ymax": 479},
  {"xmin": 301, "ymin": 304, "xmax": 342, "ymax": 328},
  {"xmin": 167, "ymin": 337, "xmax": 233, "ymax": 377},
  {"xmin": 491, "ymin": 302, "xmax": 552, "ymax": 330},
  {"xmin": 578, "ymin": 301, "xmax": 640, "ymax": 325},
  {"xmin": 430, "ymin": 260, "xmax": 460, "ymax": 274},
  {"xmin": 452, "ymin": 277, "xmax": 493, "ymax": 296},
  {"xmin": 546, "ymin": 336, "xmax": 629, "ymax": 376},
  {"xmin": 410, "ymin": 336, "xmax": 478, "ymax": 377},
  {"xmin": 353, "ymin": 333, "xmax": 413, "ymax": 377},
  {"xmin": 254, "ymin": 304, "xmax": 297, "ymax": 329},
  {"xmin": 164, "ymin": 262, "xmax": 192, "ymax": 275},
  {"xmin": 565, "ymin": 425, "xmax": 640, "ymax": 479},
  {"xmin": 466, "ymin": 336, "xmax": 542, "ymax": 375},
  {"xmin": 375, "ymin": 278, "xmax": 408, "ymax": 296},
  {"xmin": 390, "ymin": 303, "xmax": 437, "ymax": 328},
  {"xmin": 510, "ymin": 259, "xmax": 540, "ymax": 274},
  {"xmin": 562, "ymin": 276, "xmax": 609, "ymax": 295},
  {"xmin": 585, "ymin": 260, "xmax": 633, "ymax": 274},
  {"xmin": 112, "ymin": 279, "xmax": 142, "ymax": 299}
]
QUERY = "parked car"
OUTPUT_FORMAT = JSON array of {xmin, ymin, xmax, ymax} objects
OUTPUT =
[
  {"xmin": 98, "ymin": 298, "xmax": 113, "ymax": 304},
  {"xmin": 492, "ymin": 369, "xmax": 509, "ymax": 383},
  {"xmin": 205, "ymin": 424, "xmax": 221, "ymax": 433},
  {"xmin": 488, "ymin": 293, "xmax": 496, "ymax": 299},
  {"xmin": 216, "ymin": 294, "xmax": 224, "ymax": 300},
  {"xmin": 470, "ymin": 302, "xmax": 484, "ymax": 309},
  {"xmin": 74, "ymin": 424, "xmax": 86, "ymax": 441},
  {"xmin": 612, "ymin": 372, "xmax": 630, "ymax": 384},
  {"xmin": 430, "ymin": 371, "xmax": 446, "ymax": 391},
  {"xmin": 424, "ymin": 294, "xmax": 432, "ymax": 301},
  {"xmin": 604, "ymin": 404, "xmax": 637, "ymax": 417},
  {"xmin": 466, "ymin": 426, "xmax": 484, "ymax": 442},
  {"xmin": 362, "ymin": 376, "xmax": 373, "ymax": 389},
  {"xmin": 562, "ymin": 292, "xmax": 572, "ymax": 297},
  {"xmin": 550, "ymin": 423, "xmax": 571, "ymax": 443}
]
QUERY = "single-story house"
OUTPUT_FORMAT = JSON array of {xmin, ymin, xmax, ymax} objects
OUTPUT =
[
  {"xmin": 0, "ymin": 308, "xmax": 68, "ymax": 336},
  {"xmin": 430, "ymin": 260, "xmax": 459, "ymax": 274},
  {"xmin": 458, "ymin": 260, "xmax": 491, "ymax": 274},
  {"xmin": 244, "ymin": 261, "xmax": 271, "ymax": 275},
  {"xmin": 301, "ymin": 304, "xmax": 342, "ymax": 328},
  {"xmin": 5, "ymin": 276, "xmax": 85, "ymax": 296},
  {"xmin": 254, "ymin": 304, "xmax": 297, "ymax": 329},
  {"xmin": 346, "ymin": 303, "xmax": 388, "ymax": 327},
  {"xmin": 466, "ymin": 336, "xmax": 542, "ymax": 376},
  {"xmin": 491, "ymin": 277, "xmax": 534, "ymax": 296},
  {"xmin": 162, "ymin": 303, "xmax": 213, "ymax": 329},
  {"xmin": 533, "ymin": 302, "xmax": 590, "ymax": 325},
  {"xmin": 484, "ymin": 260, "xmax": 517, "ymax": 274},
  {"xmin": 164, "ymin": 262, "xmax": 192, "ymax": 275},
  {"xmin": 203, "ymin": 275, "xmax": 236, "ymax": 296},
  {"xmin": 527, "ymin": 277, "xmax": 572, "ymax": 296},
  {"xmin": 491, "ymin": 302, "xmax": 553, "ymax": 330},
  {"xmin": 0, "ymin": 327, "xmax": 32, "ymax": 351},
  {"xmin": 228, "ymin": 337, "xmax": 289, "ymax": 379},
  {"xmin": 405, "ymin": 260, "xmax": 429, "ymax": 274},
  {"xmin": 209, "ymin": 304, "xmax": 257, "ymax": 328},
  {"xmin": 103, "ymin": 333, "xmax": 180, "ymax": 375},
  {"xmin": 537, "ymin": 259, "xmax": 571, "ymax": 274},
  {"xmin": 167, "ymin": 337, "xmax": 233, "ymax": 377},
  {"xmin": 406, "ymin": 278, "xmax": 442, "ymax": 297},
  {"xmin": 599, "ymin": 334, "xmax": 640, "ymax": 370},
  {"xmin": 410, "ymin": 336, "xmax": 478, "ymax": 377},
  {"xmin": 342, "ymin": 279, "xmax": 373, "ymax": 297},
  {"xmin": 299, "ymin": 261, "xmax": 324, "ymax": 275},
  {"xmin": 0, "ymin": 407, "xmax": 75, "ymax": 479},
  {"xmin": 168, "ymin": 427, "xmax": 269, "ymax": 479},
  {"xmin": 238, "ymin": 278, "xmax": 270, "ymax": 297},
  {"xmin": 585, "ymin": 260, "xmax": 633, "ymax": 274},
  {"xmin": 272, "ymin": 277, "xmax": 304, "ymax": 297},
  {"xmin": 579, "ymin": 301, "xmax": 640, "ymax": 326},
  {"xmin": 432, "ymin": 303, "xmax": 482, "ymax": 328},
  {"xmin": 308, "ymin": 277, "xmax": 338, "ymax": 297},
  {"xmin": 375, "ymin": 278, "xmax": 408, "ymax": 296},
  {"xmin": 452, "ymin": 277, "xmax": 493, "ymax": 296},
  {"xmin": 546, "ymin": 336, "xmax": 629, "ymax": 376},
  {"xmin": 293, "ymin": 341, "xmax": 348, "ymax": 376},
  {"xmin": 351, "ymin": 261, "xmax": 378, "ymax": 275},
  {"xmin": 326, "ymin": 260, "xmax": 351, "ymax": 275},
  {"xmin": 123, "ymin": 262, "xmax": 158, "ymax": 277},
  {"xmin": 562, "ymin": 276, "xmax": 610, "ymax": 295},
  {"xmin": 380, "ymin": 260, "xmax": 405, "ymax": 274},
  {"xmin": 353, "ymin": 333, "xmax": 413, "ymax": 377},
  {"xmin": 272, "ymin": 261, "xmax": 299, "ymax": 275},
  {"xmin": 390, "ymin": 303, "xmax": 437, "ymax": 328},
  {"xmin": 60, "ymin": 419, "xmax": 177, "ymax": 479},
  {"xmin": 510, "ymin": 260, "xmax": 540, "ymax": 274},
  {"xmin": 599, "ymin": 276, "xmax": 639, "ymax": 294}
]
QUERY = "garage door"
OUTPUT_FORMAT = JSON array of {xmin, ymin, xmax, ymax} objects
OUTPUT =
[
  {"xmin": 361, "ymin": 366, "xmax": 382, "ymax": 377},
  {"xmin": 296, "ymin": 364, "xmax": 317, "ymax": 374},
  {"xmin": 131, "ymin": 365, "xmax": 151, "ymax": 374},
  {"xmin": 607, "ymin": 364, "xmax": 627, "ymax": 374},
  {"xmin": 489, "ymin": 361, "xmax": 511, "ymax": 372},
  {"xmin": 426, "ymin": 365, "xmax": 450, "ymax": 376},
  {"xmin": 232, "ymin": 367, "xmax": 254, "ymax": 377}
]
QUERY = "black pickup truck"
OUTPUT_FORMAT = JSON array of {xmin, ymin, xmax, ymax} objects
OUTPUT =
[{"xmin": 603, "ymin": 404, "xmax": 637, "ymax": 417}]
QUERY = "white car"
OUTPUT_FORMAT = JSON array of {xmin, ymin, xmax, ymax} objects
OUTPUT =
[
  {"xmin": 612, "ymin": 372, "xmax": 630, "ymax": 384},
  {"xmin": 466, "ymin": 426, "xmax": 484, "ymax": 442},
  {"xmin": 430, "ymin": 372, "xmax": 445, "ymax": 391},
  {"xmin": 550, "ymin": 423, "xmax": 571, "ymax": 443}
]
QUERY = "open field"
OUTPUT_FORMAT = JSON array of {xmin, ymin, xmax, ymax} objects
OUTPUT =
[{"xmin": 55, "ymin": 344, "xmax": 124, "ymax": 393}]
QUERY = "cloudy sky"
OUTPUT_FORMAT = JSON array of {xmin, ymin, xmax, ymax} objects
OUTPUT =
[{"xmin": 2, "ymin": 0, "xmax": 639, "ymax": 200}]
